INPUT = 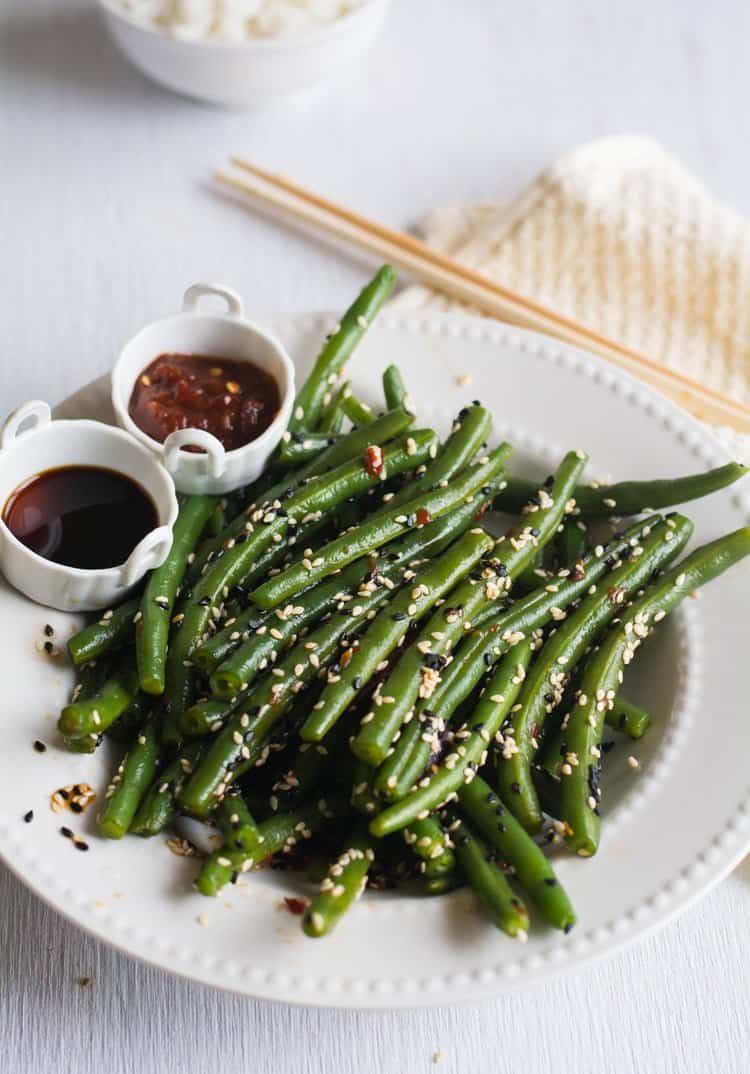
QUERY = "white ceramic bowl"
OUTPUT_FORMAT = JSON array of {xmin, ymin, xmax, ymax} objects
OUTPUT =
[
  {"xmin": 98, "ymin": 0, "xmax": 391, "ymax": 108},
  {"xmin": 0, "ymin": 401, "xmax": 178, "ymax": 612},
  {"xmin": 111, "ymin": 283, "xmax": 295, "ymax": 495}
]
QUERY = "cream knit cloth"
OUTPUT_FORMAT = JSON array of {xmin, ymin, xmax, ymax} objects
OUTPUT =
[{"xmin": 394, "ymin": 135, "xmax": 750, "ymax": 460}]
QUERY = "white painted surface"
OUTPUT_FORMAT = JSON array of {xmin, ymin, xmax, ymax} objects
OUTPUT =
[{"xmin": 1, "ymin": 0, "xmax": 749, "ymax": 1069}]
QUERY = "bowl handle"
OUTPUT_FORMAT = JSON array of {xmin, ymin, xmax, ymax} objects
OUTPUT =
[
  {"xmin": 122, "ymin": 525, "xmax": 174, "ymax": 587},
  {"xmin": 163, "ymin": 428, "xmax": 226, "ymax": 479},
  {"xmin": 1, "ymin": 400, "xmax": 51, "ymax": 450},
  {"xmin": 182, "ymin": 283, "xmax": 244, "ymax": 318}
]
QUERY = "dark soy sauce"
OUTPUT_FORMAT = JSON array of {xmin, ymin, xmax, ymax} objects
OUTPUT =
[{"xmin": 2, "ymin": 466, "xmax": 158, "ymax": 570}]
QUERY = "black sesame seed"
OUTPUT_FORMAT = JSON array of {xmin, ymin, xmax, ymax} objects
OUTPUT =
[
  {"xmin": 33, "ymin": 739, "xmax": 47, "ymax": 753},
  {"xmin": 544, "ymin": 474, "xmax": 554, "ymax": 487},
  {"xmin": 392, "ymin": 612, "xmax": 407, "ymax": 622},
  {"xmin": 43, "ymin": 641, "xmax": 54, "ymax": 654},
  {"xmin": 199, "ymin": 597, "xmax": 211, "ymax": 607},
  {"xmin": 44, "ymin": 624, "xmax": 54, "ymax": 637},
  {"xmin": 23, "ymin": 810, "xmax": 33, "ymax": 823},
  {"xmin": 60, "ymin": 826, "xmax": 73, "ymax": 839},
  {"xmin": 424, "ymin": 652, "xmax": 447, "ymax": 671},
  {"xmin": 564, "ymin": 922, "xmax": 574, "ymax": 934},
  {"xmin": 70, "ymin": 801, "xmax": 83, "ymax": 814},
  {"xmin": 510, "ymin": 781, "xmax": 521, "ymax": 794},
  {"xmin": 352, "ymin": 677, "xmax": 362, "ymax": 690},
  {"xmin": 544, "ymin": 877, "xmax": 558, "ymax": 886},
  {"xmin": 74, "ymin": 840, "xmax": 89, "ymax": 852}
]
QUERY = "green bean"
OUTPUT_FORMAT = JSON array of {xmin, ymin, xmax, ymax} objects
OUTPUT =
[
  {"xmin": 340, "ymin": 384, "xmax": 375, "ymax": 426},
  {"xmin": 190, "ymin": 519, "xmax": 332, "ymax": 673},
  {"xmin": 63, "ymin": 733, "xmax": 100, "ymax": 753},
  {"xmin": 165, "ymin": 429, "xmax": 438, "ymax": 716},
  {"xmin": 532, "ymin": 764, "xmax": 564, "ymax": 819},
  {"xmin": 272, "ymin": 431, "xmax": 339, "ymax": 470},
  {"xmin": 195, "ymin": 800, "xmax": 340, "ymax": 896},
  {"xmin": 189, "ymin": 407, "xmax": 415, "ymax": 579},
  {"xmin": 380, "ymin": 404, "xmax": 492, "ymax": 511},
  {"xmin": 105, "ymin": 689, "xmax": 151, "ymax": 744},
  {"xmin": 178, "ymin": 576, "xmax": 397, "ymax": 816},
  {"xmin": 448, "ymin": 813, "xmax": 529, "ymax": 938},
  {"xmin": 207, "ymin": 494, "xmax": 489, "ymax": 698},
  {"xmin": 191, "ymin": 607, "xmax": 271, "ymax": 676},
  {"xmin": 374, "ymin": 619, "xmax": 516, "ymax": 803},
  {"xmin": 58, "ymin": 668, "xmax": 139, "ymax": 738},
  {"xmin": 403, "ymin": 816, "xmax": 456, "ymax": 877},
  {"xmin": 214, "ymin": 792, "xmax": 262, "ymax": 853},
  {"xmin": 67, "ymin": 599, "xmax": 139, "ymax": 667},
  {"xmin": 302, "ymin": 824, "xmax": 374, "ymax": 937},
  {"xmin": 514, "ymin": 549, "xmax": 548, "ymax": 593},
  {"xmin": 251, "ymin": 442, "xmax": 512, "ymax": 608},
  {"xmin": 382, "ymin": 364, "xmax": 408, "ymax": 411},
  {"xmin": 97, "ymin": 719, "xmax": 161, "ymax": 839},
  {"xmin": 318, "ymin": 388, "xmax": 347, "ymax": 434},
  {"xmin": 607, "ymin": 697, "xmax": 651, "ymax": 739},
  {"xmin": 552, "ymin": 526, "xmax": 750, "ymax": 856},
  {"xmin": 288, "ymin": 264, "xmax": 396, "ymax": 434},
  {"xmin": 350, "ymin": 450, "xmax": 587, "ymax": 766},
  {"xmin": 189, "ymin": 498, "xmax": 481, "ymax": 722},
  {"xmin": 350, "ymin": 756, "xmax": 379, "ymax": 815},
  {"xmin": 371, "ymin": 716, "xmax": 425, "ymax": 802},
  {"xmin": 494, "ymin": 462, "xmax": 747, "ymax": 518},
  {"xmin": 458, "ymin": 775, "xmax": 576, "ymax": 932},
  {"xmin": 497, "ymin": 515, "xmax": 692, "ymax": 831},
  {"xmin": 370, "ymin": 640, "xmax": 534, "ymax": 835},
  {"xmin": 181, "ymin": 695, "xmax": 241, "ymax": 737},
  {"xmin": 129, "ymin": 740, "xmax": 205, "ymax": 836},
  {"xmin": 556, "ymin": 518, "xmax": 588, "ymax": 567},
  {"xmin": 206, "ymin": 500, "xmax": 227, "ymax": 537},
  {"xmin": 136, "ymin": 495, "xmax": 215, "ymax": 696},
  {"xmin": 373, "ymin": 517, "xmax": 663, "ymax": 801},
  {"xmin": 299, "ymin": 529, "xmax": 493, "ymax": 742},
  {"xmin": 420, "ymin": 871, "xmax": 465, "ymax": 895},
  {"xmin": 271, "ymin": 742, "xmax": 332, "ymax": 811}
]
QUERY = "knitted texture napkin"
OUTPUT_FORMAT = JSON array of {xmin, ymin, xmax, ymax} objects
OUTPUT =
[{"xmin": 393, "ymin": 135, "xmax": 750, "ymax": 460}]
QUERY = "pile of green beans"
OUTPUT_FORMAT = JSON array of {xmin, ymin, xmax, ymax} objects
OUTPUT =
[{"xmin": 57, "ymin": 265, "xmax": 749, "ymax": 946}]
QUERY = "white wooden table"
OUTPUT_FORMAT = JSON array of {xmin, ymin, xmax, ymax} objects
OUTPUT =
[{"xmin": 2, "ymin": 1, "xmax": 749, "ymax": 1069}]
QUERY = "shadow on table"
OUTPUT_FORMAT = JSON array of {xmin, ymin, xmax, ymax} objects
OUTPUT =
[{"xmin": 0, "ymin": 7, "xmax": 196, "ymax": 111}]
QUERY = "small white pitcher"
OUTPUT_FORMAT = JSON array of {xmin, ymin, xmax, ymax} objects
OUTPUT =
[
  {"xmin": 111, "ymin": 283, "xmax": 295, "ymax": 495},
  {"xmin": 0, "ymin": 401, "xmax": 178, "ymax": 612}
]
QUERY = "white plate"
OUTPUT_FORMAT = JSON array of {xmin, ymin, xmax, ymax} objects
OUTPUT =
[{"xmin": 1, "ymin": 311, "xmax": 749, "ymax": 1008}]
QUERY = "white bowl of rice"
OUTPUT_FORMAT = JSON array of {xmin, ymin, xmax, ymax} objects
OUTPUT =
[{"xmin": 99, "ymin": 0, "xmax": 391, "ymax": 107}]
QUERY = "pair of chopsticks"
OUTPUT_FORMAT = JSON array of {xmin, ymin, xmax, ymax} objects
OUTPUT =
[{"xmin": 215, "ymin": 159, "xmax": 750, "ymax": 435}]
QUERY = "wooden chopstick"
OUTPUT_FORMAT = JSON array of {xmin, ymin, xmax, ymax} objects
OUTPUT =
[{"xmin": 216, "ymin": 160, "xmax": 750, "ymax": 435}]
